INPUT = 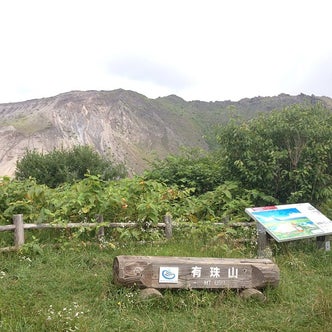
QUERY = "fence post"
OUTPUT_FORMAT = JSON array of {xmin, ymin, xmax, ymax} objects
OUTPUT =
[
  {"xmin": 317, "ymin": 235, "xmax": 331, "ymax": 251},
  {"xmin": 96, "ymin": 214, "xmax": 105, "ymax": 241},
  {"xmin": 257, "ymin": 222, "xmax": 272, "ymax": 258},
  {"xmin": 164, "ymin": 213, "xmax": 172, "ymax": 239},
  {"xmin": 13, "ymin": 214, "xmax": 24, "ymax": 248}
]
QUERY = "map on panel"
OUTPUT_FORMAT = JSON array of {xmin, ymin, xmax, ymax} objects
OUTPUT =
[{"xmin": 245, "ymin": 203, "xmax": 332, "ymax": 242}]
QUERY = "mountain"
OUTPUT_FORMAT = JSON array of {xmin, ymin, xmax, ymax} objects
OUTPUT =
[{"xmin": 0, "ymin": 89, "xmax": 330, "ymax": 177}]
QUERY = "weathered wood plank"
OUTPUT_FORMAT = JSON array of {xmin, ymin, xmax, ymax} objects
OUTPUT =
[
  {"xmin": 22, "ymin": 222, "xmax": 167, "ymax": 230},
  {"xmin": 113, "ymin": 255, "xmax": 280, "ymax": 290},
  {"xmin": 0, "ymin": 225, "xmax": 16, "ymax": 231},
  {"xmin": 0, "ymin": 222, "xmax": 168, "ymax": 232}
]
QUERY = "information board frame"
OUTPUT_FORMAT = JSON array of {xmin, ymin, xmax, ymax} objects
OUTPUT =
[{"xmin": 245, "ymin": 203, "xmax": 332, "ymax": 242}]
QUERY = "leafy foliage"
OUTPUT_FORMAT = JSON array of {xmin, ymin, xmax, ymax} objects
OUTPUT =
[
  {"xmin": 0, "ymin": 175, "xmax": 186, "ymax": 224},
  {"xmin": 179, "ymin": 181, "xmax": 277, "ymax": 224},
  {"xmin": 143, "ymin": 148, "xmax": 224, "ymax": 195},
  {"xmin": 0, "ymin": 176, "xmax": 53, "ymax": 224},
  {"xmin": 15, "ymin": 145, "xmax": 127, "ymax": 187},
  {"xmin": 217, "ymin": 104, "xmax": 332, "ymax": 204},
  {"xmin": 0, "ymin": 174, "xmax": 275, "ymax": 244}
]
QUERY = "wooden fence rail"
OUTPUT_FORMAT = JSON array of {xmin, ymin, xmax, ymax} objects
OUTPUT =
[
  {"xmin": 2, "ymin": 214, "xmax": 330, "ymax": 256},
  {"xmin": 0, "ymin": 214, "xmax": 255, "ymax": 253}
]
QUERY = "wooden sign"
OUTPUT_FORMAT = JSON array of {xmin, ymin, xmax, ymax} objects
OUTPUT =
[{"xmin": 113, "ymin": 255, "xmax": 279, "ymax": 290}]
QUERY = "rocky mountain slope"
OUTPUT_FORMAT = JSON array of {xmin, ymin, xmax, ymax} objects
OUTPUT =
[{"xmin": 0, "ymin": 89, "xmax": 330, "ymax": 177}]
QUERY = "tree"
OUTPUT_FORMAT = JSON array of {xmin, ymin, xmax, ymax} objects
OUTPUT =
[
  {"xmin": 15, "ymin": 145, "xmax": 127, "ymax": 187},
  {"xmin": 217, "ymin": 103, "xmax": 332, "ymax": 204}
]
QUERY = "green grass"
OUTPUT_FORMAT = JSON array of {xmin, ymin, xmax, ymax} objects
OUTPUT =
[
  {"xmin": 5, "ymin": 113, "xmax": 51, "ymax": 135},
  {"xmin": 1, "ymin": 234, "xmax": 332, "ymax": 332}
]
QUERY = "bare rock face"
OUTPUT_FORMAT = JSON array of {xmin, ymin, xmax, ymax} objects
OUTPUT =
[
  {"xmin": 0, "ymin": 89, "xmax": 208, "ymax": 177},
  {"xmin": 0, "ymin": 89, "xmax": 329, "ymax": 177}
]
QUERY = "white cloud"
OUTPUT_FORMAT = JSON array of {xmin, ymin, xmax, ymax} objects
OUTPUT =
[{"xmin": 0, "ymin": 0, "xmax": 332, "ymax": 103}]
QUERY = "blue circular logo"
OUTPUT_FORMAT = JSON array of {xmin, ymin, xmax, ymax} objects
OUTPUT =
[{"xmin": 162, "ymin": 269, "xmax": 176, "ymax": 280}]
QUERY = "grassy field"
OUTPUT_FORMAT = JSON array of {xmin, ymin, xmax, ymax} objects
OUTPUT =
[{"xmin": 0, "ymin": 232, "xmax": 332, "ymax": 332}]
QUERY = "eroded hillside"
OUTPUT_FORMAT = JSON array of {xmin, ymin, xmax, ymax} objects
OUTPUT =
[
  {"xmin": 0, "ymin": 89, "xmax": 207, "ymax": 176},
  {"xmin": 0, "ymin": 89, "xmax": 330, "ymax": 177}
]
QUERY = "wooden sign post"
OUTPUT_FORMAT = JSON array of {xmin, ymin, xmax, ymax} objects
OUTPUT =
[{"xmin": 113, "ymin": 255, "xmax": 279, "ymax": 290}]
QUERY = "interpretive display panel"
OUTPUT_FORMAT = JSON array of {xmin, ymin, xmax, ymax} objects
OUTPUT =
[{"xmin": 245, "ymin": 203, "xmax": 332, "ymax": 242}]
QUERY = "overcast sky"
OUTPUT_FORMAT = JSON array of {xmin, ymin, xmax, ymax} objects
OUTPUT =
[{"xmin": 1, "ymin": 0, "xmax": 332, "ymax": 103}]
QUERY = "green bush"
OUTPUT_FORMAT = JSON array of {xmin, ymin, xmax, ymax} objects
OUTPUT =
[
  {"xmin": 143, "ymin": 148, "xmax": 223, "ymax": 195},
  {"xmin": 15, "ymin": 145, "xmax": 127, "ymax": 188}
]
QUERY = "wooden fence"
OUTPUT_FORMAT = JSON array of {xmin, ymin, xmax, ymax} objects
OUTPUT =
[
  {"xmin": 1, "ymin": 214, "xmax": 330, "ymax": 256},
  {"xmin": 0, "ymin": 214, "xmax": 256, "ymax": 253}
]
